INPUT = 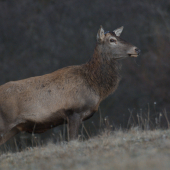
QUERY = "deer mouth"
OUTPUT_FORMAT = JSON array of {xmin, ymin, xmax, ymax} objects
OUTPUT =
[{"xmin": 128, "ymin": 54, "xmax": 138, "ymax": 57}]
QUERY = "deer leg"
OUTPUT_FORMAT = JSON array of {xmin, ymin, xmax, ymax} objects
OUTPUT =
[
  {"xmin": 0, "ymin": 117, "xmax": 24, "ymax": 146},
  {"xmin": 0, "ymin": 127, "xmax": 19, "ymax": 146},
  {"xmin": 67, "ymin": 113, "xmax": 82, "ymax": 141}
]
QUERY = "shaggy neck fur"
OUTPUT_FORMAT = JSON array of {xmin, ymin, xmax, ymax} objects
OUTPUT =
[{"xmin": 83, "ymin": 45, "xmax": 121, "ymax": 99}]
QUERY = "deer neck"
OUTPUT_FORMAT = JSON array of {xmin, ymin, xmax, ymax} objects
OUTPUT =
[{"xmin": 84, "ymin": 46, "xmax": 121, "ymax": 99}]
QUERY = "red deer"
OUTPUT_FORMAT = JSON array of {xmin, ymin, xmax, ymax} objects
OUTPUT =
[{"xmin": 0, "ymin": 26, "xmax": 140, "ymax": 145}]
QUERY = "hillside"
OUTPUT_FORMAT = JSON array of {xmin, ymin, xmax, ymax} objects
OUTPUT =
[{"xmin": 0, "ymin": 129, "xmax": 170, "ymax": 170}]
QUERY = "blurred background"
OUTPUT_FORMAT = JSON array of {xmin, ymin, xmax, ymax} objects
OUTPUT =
[{"xmin": 0, "ymin": 0, "xmax": 170, "ymax": 149}]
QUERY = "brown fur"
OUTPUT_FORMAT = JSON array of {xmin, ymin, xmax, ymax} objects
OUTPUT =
[{"xmin": 0, "ymin": 26, "xmax": 140, "ymax": 145}]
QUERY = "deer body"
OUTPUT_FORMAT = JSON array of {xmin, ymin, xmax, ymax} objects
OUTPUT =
[{"xmin": 0, "ymin": 26, "xmax": 140, "ymax": 145}]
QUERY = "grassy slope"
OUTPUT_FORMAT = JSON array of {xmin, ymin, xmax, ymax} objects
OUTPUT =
[{"xmin": 0, "ymin": 129, "xmax": 170, "ymax": 170}]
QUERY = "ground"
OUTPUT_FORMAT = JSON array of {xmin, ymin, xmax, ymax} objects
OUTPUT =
[{"xmin": 0, "ymin": 129, "xmax": 170, "ymax": 170}]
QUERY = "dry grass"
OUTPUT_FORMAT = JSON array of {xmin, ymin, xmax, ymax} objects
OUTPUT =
[{"xmin": 0, "ymin": 129, "xmax": 170, "ymax": 170}]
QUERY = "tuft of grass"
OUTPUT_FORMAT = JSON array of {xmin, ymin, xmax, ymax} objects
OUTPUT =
[{"xmin": 1, "ymin": 129, "xmax": 170, "ymax": 170}]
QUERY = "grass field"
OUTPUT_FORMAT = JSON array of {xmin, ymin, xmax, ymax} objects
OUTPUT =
[{"xmin": 0, "ymin": 128, "xmax": 170, "ymax": 170}]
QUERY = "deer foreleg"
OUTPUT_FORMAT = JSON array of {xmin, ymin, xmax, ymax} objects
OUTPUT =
[{"xmin": 67, "ymin": 113, "xmax": 81, "ymax": 141}]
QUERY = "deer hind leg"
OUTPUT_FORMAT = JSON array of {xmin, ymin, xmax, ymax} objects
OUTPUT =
[
  {"xmin": 0, "ymin": 127, "xmax": 19, "ymax": 146},
  {"xmin": 0, "ymin": 117, "xmax": 25, "ymax": 146}
]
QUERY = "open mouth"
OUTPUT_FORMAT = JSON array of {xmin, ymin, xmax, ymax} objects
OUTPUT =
[{"xmin": 128, "ymin": 54, "xmax": 138, "ymax": 58}]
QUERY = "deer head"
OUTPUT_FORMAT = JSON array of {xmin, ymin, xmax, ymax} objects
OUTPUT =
[{"xmin": 96, "ymin": 25, "xmax": 140, "ymax": 59}]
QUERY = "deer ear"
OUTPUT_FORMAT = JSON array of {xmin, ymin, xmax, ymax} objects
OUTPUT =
[
  {"xmin": 113, "ymin": 26, "xmax": 124, "ymax": 37},
  {"xmin": 97, "ymin": 25, "xmax": 105, "ymax": 42}
]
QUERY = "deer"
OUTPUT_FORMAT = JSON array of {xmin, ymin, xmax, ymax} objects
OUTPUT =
[{"xmin": 0, "ymin": 26, "xmax": 140, "ymax": 145}]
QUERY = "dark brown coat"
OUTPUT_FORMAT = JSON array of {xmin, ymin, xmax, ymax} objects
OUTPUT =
[{"xmin": 0, "ymin": 26, "xmax": 140, "ymax": 145}]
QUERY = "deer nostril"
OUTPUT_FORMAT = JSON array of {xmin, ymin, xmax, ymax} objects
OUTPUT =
[{"xmin": 135, "ymin": 48, "xmax": 141, "ymax": 54}]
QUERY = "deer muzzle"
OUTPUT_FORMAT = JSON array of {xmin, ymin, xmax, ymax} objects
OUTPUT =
[{"xmin": 128, "ymin": 47, "xmax": 141, "ymax": 57}]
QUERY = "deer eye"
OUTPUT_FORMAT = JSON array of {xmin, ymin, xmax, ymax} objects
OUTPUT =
[{"xmin": 110, "ymin": 39, "xmax": 116, "ymax": 43}]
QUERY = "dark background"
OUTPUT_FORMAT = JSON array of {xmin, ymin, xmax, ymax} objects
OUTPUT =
[{"xmin": 0, "ymin": 0, "xmax": 170, "ymax": 148}]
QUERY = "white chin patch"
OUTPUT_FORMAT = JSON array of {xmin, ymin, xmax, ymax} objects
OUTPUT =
[{"xmin": 129, "ymin": 54, "xmax": 138, "ymax": 57}]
